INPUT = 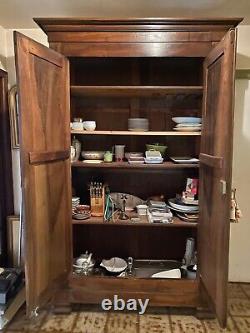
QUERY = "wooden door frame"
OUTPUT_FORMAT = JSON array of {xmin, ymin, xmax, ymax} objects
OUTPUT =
[{"xmin": 0, "ymin": 69, "xmax": 14, "ymax": 266}]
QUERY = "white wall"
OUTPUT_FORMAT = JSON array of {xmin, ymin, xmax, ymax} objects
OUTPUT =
[
  {"xmin": 229, "ymin": 25, "xmax": 250, "ymax": 282},
  {"xmin": 0, "ymin": 26, "xmax": 7, "ymax": 70},
  {"xmin": 1, "ymin": 24, "xmax": 250, "ymax": 281}
]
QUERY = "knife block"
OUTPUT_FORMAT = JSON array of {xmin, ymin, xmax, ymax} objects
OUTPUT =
[{"xmin": 90, "ymin": 187, "xmax": 105, "ymax": 217}]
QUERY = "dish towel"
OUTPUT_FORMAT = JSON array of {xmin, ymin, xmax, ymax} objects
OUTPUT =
[{"xmin": 230, "ymin": 188, "xmax": 242, "ymax": 223}]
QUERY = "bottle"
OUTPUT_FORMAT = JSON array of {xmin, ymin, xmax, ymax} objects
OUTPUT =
[
  {"xmin": 183, "ymin": 238, "xmax": 195, "ymax": 267},
  {"xmin": 72, "ymin": 136, "xmax": 81, "ymax": 161}
]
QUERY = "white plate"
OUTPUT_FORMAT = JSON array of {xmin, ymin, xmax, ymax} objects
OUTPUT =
[
  {"xmin": 172, "ymin": 117, "xmax": 201, "ymax": 124},
  {"xmin": 168, "ymin": 199, "xmax": 199, "ymax": 212},
  {"xmin": 82, "ymin": 160, "xmax": 103, "ymax": 164},
  {"xmin": 151, "ymin": 269, "xmax": 181, "ymax": 279},
  {"xmin": 170, "ymin": 157, "xmax": 199, "ymax": 164},
  {"xmin": 173, "ymin": 127, "xmax": 201, "ymax": 132},
  {"xmin": 176, "ymin": 123, "xmax": 201, "ymax": 128}
]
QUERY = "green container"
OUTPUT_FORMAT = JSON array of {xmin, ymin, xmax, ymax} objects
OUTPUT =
[{"xmin": 146, "ymin": 143, "xmax": 167, "ymax": 155}]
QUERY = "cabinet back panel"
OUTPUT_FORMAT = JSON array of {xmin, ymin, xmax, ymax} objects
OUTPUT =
[
  {"xmin": 72, "ymin": 168, "xmax": 198, "ymax": 203},
  {"xmin": 73, "ymin": 224, "xmax": 197, "ymax": 260},
  {"xmin": 71, "ymin": 96, "xmax": 202, "ymax": 131},
  {"xmin": 70, "ymin": 57, "xmax": 203, "ymax": 86},
  {"xmin": 71, "ymin": 135, "xmax": 200, "ymax": 158}
]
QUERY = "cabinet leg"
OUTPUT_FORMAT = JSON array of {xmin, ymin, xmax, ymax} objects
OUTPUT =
[{"xmin": 196, "ymin": 307, "xmax": 215, "ymax": 320}]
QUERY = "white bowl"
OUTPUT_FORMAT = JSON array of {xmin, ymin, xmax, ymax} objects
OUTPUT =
[
  {"xmin": 72, "ymin": 122, "xmax": 84, "ymax": 131},
  {"xmin": 172, "ymin": 117, "xmax": 201, "ymax": 124},
  {"xmin": 83, "ymin": 121, "xmax": 96, "ymax": 131},
  {"xmin": 100, "ymin": 257, "xmax": 127, "ymax": 273}
]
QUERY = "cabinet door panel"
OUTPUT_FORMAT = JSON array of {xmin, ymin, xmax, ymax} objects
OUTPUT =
[
  {"xmin": 199, "ymin": 29, "xmax": 236, "ymax": 327},
  {"xmin": 14, "ymin": 32, "xmax": 72, "ymax": 315}
]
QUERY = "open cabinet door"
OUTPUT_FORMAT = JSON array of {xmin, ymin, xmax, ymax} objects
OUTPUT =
[
  {"xmin": 14, "ymin": 32, "xmax": 72, "ymax": 315},
  {"xmin": 198, "ymin": 30, "xmax": 236, "ymax": 327}
]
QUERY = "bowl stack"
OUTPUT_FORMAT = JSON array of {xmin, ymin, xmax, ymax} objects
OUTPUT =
[
  {"xmin": 172, "ymin": 117, "xmax": 202, "ymax": 132},
  {"xmin": 128, "ymin": 118, "xmax": 149, "ymax": 132}
]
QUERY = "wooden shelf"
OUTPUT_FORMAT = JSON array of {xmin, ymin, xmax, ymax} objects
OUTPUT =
[
  {"xmin": 71, "ymin": 130, "xmax": 201, "ymax": 136},
  {"xmin": 72, "ymin": 216, "xmax": 198, "ymax": 228},
  {"xmin": 71, "ymin": 161, "xmax": 199, "ymax": 169},
  {"xmin": 71, "ymin": 85, "xmax": 203, "ymax": 97}
]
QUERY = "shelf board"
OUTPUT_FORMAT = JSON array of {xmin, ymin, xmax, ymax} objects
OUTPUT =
[
  {"xmin": 71, "ymin": 130, "xmax": 201, "ymax": 136},
  {"xmin": 71, "ymin": 161, "xmax": 199, "ymax": 169},
  {"xmin": 72, "ymin": 216, "xmax": 198, "ymax": 228},
  {"xmin": 71, "ymin": 85, "xmax": 203, "ymax": 97}
]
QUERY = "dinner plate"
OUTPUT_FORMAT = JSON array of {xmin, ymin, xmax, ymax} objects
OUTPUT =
[
  {"xmin": 168, "ymin": 199, "xmax": 199, "ymax": 212},
  {"xmin": 172, "ymin": 117, "xmax": 201, "ymax": 124},
  {"xmin": 176, "ymin": 213, "xmax": 198, "ymax": 222},
  {"xmin": 82, "ymin": 159, "xmax": 103, "ymax": 164},
  {"xmin": 173, "ymin": 127, "xmax": 201, "ymax": 132},
  {"xmin": 175, "ymin": 123, "xmax": 202, "ymax": 128},
  {"xmin": 170, "ymin": 157, "xmax": 199, "ymax": 164}
]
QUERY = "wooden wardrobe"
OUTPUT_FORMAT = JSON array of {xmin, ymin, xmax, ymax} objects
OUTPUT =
[{"xmin": 14, "ymin": 17, "xmax": 242, "ymax": 327}]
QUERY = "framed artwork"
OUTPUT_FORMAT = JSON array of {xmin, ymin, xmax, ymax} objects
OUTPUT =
[
  {"xmin": 7, "ymin": 215, "xmax": 21, "ymax": 267},
  {"xmin": 8, "ymin": 85, "xmax": 19, "ymax": 149}
]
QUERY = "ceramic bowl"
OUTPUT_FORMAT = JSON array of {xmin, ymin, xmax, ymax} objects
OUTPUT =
[
  {"xmin": 83, "ymin": 121, "xmax": 96, "ymax": 131},
  {"xmin": 100, "ymin": 257, "xmax": 127, "ymax": 274},
  {"xmin": 72, "ymin": 122, "xmax": 84, "ymax": 131}
]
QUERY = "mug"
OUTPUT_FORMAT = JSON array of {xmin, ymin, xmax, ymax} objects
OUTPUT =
[{"xmin": 115, "ymin": 145, "xmax": 125, "ymax": 162}]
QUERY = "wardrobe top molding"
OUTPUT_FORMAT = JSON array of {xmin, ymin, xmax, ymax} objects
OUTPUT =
[
  {"xmin": 34, "ymin": 17, "xmax": 243, "ymax": 57},
  {"xmin": 34, "ymin": 17, "xmax": 243, "ymax": 33}
]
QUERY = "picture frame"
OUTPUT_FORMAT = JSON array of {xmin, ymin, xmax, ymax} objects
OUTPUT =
[
  {"xmin": 7, "ymin": 215, "xmax": 21, "ymax": 267},
  {"xmin": 8, "ymin": 85, "xmax": 19, "ymax": 149}
]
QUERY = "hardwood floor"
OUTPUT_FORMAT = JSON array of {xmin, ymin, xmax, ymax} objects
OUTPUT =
[{"xmin": 3, "ymin": 283, "xmax": 250, "ymax": 332}]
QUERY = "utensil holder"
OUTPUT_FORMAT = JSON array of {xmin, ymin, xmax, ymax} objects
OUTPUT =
[{"xmin": 91, "ymin": 187, "xmax": 105, "ymax": 217}]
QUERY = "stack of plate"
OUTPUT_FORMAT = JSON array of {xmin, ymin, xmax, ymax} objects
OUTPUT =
[
  {"xmin": 172, "ymin": 117, "xmax": 201, "ymax": 132},
  {"xmin": 167, "ymin": 198, "xmax": 198, "ymax": 222},
  {"xmin": 128, "ymin": 118, "xmax": 149, "ymax": 132},
  {"xmin": 72, "ymin": 197, "xmax": 80, "ymax": 209}
]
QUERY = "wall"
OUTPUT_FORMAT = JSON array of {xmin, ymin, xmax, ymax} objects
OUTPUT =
[
  {"xmin": 0, "ymin": 26, "xmax": 7, "ymax": 70},
  {"xmin": 229, "ymin": 25, "xmax": 250, "ymax": 282},
  {"xmin": 1, "ymin": 24, "xmax": 250, "ymax": 281}
]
